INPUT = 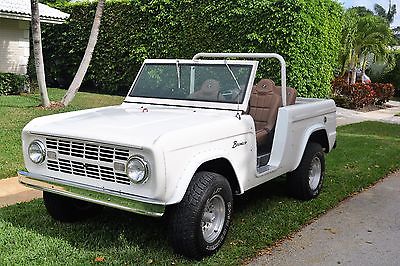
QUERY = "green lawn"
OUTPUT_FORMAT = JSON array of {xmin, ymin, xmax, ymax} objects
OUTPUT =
[
  {"xmin": 0, "ymin": 120, "xmax": 399, "ymax": 265},
  {"xmin": 0, "ymin": 89, "xmax": 123, "ymax": 179}
]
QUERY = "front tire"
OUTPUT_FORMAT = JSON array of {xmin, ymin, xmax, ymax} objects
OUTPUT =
[
  {"xmin": 287, "ymin": 142, "xmax": 325, "ymax": 200},
  {"xmin": 43, "ymin": 191, "xmax": 103, "ymax": 222},
  {"xmin": 168, "ymin": 171, "xmax": 233, "ymax": 259}
]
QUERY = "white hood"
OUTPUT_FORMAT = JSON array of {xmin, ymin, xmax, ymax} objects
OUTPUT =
[{"xmin": 23, "ymin": 104, "xmax": 237, "ymax": 148}]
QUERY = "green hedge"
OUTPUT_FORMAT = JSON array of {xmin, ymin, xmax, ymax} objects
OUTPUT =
[
  {"xmin": 42, "ymin": 0, "xmax": 343, "ymax": 97},
  {"xmin": 0, "ymin": 73, "xmax": 26, "ymax": 95},
  {"xmin": 382, "ymin": 53, "xmax": 400, "ymax": 97}
]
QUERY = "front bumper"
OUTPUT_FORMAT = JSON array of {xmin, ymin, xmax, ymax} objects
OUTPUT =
[{"xmin": 18, "ymin": 171, "xmax": 165, "ymax": 217}]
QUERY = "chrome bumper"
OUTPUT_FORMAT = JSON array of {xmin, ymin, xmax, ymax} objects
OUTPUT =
[{"xmin": 18, "ymin": 171, "xmax": 165, "ymax": 217}]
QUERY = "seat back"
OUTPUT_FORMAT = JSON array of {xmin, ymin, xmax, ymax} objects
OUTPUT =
[
  {"xmin": 248, "ymin": 79, "xmax": 281, "ymax": 133},
  {"xmin": 274, "ymin": 86, "xmax": 297, "ymax": 105},
  {"xmin": 187, "ymin": 79, "xmax": 220, "ymax": 101}
]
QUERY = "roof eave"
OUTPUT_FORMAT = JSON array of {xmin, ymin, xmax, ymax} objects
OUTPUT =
[{"xmin": 0, "ymin": 12, "xmax": 68, "ymax": 24}]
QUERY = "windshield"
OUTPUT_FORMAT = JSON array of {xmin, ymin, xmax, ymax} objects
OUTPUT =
[{"xmin": 129, "ymin": 63, "xmax": 253, "ymax": 103}]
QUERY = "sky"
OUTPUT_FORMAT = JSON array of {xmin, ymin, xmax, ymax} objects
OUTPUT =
[{"xmin": 340, "ymin": 0, "xmax": 400, "ymax": 27}]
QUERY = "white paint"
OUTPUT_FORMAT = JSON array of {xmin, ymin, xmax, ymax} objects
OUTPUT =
[{"xmin": 0, "ymin": 18, "xmax": 29, "ymax": 74}]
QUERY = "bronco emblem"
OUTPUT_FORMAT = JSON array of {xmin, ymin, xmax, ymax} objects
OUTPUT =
[{"xmin": 232, "ymin": 140, "xmax": 247, "ymax": 149}]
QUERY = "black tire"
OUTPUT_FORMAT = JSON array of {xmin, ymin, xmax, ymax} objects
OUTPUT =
[
  {"xmin": 43, "ymin": 191, "xmax": 103, "ymax": 222},
  {"xmin": 168, "ymin": 171, "xmax": 233, "ymax": 259},
  {"xmin": 287, "ymin": 142, "xmax": 325, "ymax": 200}
]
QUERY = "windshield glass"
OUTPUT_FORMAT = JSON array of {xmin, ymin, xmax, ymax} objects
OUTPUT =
[{"xmin": 129, "ymin": 63, "xmax": 253, "ymax": 103}]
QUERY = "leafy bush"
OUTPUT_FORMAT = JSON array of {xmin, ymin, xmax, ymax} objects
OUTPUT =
[
  {"xmin": 332, "ymin": 77, "xmax": 394, "ymax": 109},
  {"xmin": 42, "ymin": 0, "xmax": 342, "ymax": 97},
  {"xmin": 382, "ymin": 52, "xmax": 400, "ymax": 97},
  {"xmin": 371, "ymin": 83, "xmax": 395, "ymax": 104},
  {"xmin": 0, "ymin": 73, "xmax": 27, "ymax": 96}
]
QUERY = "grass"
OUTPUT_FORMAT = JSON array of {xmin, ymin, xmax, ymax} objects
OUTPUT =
[
  {"xmin": 0, "ymin": 89, "xmax": 123, "ymax": 180},
  {"xmin": 0, "ymin": 121, "xmax": 400, "ymax": 265}
]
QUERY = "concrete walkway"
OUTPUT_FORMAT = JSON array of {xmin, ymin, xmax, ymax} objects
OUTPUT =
[
  {"xmin": 249, "ymin": 171, "xmax": 400, "ymax": 266},
  {"xmin": 0, "ymin": 176, "xmax": 42, "ymax": 208},
  {"xmin": 336, "ymin": 100, "xmax": 400, "ymax": 126}
]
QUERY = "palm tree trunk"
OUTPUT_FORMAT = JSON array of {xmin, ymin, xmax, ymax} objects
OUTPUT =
[
  {"xmin": 31, "ymin": 0, "xmax": 50, "ymax": 107},
  {"xmin": 361, "ymin": 55, "xmax": 368, "ymax": 79},
  {"xmin": 61, "ymin": 0, "xmax": 105, "ymax": 106},
  {"xmin": 349, "ymin": 51, "xmax": 357, "ymax": 85}
]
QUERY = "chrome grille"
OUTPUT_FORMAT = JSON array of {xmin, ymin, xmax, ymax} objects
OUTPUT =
[
  {"xmin": 45, "ymin": 137, "xmax": 130, "ymax": 185},
  {"xmin": 46, "ymin": 138, "xmax": 129, "ymax": 162}
]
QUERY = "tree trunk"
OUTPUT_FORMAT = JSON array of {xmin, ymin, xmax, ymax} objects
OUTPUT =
[
  {"xmin": 361, "ymin": 55, "xmax": 368, "ymax": 78},
  {"xmin": 349, "ymin": 51, "xmax": 358, "ymax": 85},
  {"xmin": 344, "ymin": 49, "xmax": 353, "ymax": 84},
  {"xmin": 31, "ymin": 0, "xmax": 50, "ymax": 107},
  {"xmin": 61, "ymin": 0, "xmax": 105, "ymax": 106},
  {"xmin": 350, "ymin": 67, "xmax": 357, "ymax": 85}
]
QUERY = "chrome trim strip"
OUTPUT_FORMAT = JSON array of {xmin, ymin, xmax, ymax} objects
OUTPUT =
[{"xmin": 18, "ymin": 171, "xmax": 165, "ymax": 217}]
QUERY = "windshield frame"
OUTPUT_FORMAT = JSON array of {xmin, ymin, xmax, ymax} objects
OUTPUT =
[{"xmin": 124, "ymin": 59, "xmax": 258, "ymax": 111}]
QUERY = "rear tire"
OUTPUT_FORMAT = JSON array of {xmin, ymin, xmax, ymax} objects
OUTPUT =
[
  {"xmin": 168, "ymin": 171, "xmax": 233, "ymax": 259},
  {"xmin": 43, "ymin": 191, "xmax": 103, "ymax": 222},
  {"xmin": 287, "ymin": 142, "xmax": 325, "ymax": 200}
]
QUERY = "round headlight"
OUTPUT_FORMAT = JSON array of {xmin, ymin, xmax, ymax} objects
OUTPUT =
[
  {"xmin": 126, "ymin": 156, "xmax": 149, "ymax": 184},
  {"xmin": 28, "ymin": 140, "xmax": 46, "ymax": 164}
]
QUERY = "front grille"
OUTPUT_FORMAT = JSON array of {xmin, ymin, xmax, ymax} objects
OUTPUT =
[
  {"xmin": 46, "ymin": 138, "xmax": 129, "ymax": 162},
  {"xmin": 45, "ymin": 137, "xmax": 131, "ymax": 185}
]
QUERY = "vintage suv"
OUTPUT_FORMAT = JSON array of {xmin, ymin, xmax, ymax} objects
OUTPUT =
[{"xmin": 19, "ymin": 53, "xmax": 336, "ymax": 259}]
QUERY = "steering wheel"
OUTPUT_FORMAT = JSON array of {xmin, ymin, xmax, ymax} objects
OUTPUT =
[{"xmin": 220, "ymin": 88, "xmax": 241, "ymax": 101}]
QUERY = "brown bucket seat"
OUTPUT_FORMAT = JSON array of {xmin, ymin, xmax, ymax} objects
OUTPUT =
[
  {"xmin": 249, "ymin": 79, "xmax": 297, "ymax": 152},
  {"xmin": 274, "ymin": 86, "xmax": 297, "ymax": 105},
  {"xmin": 248, "ymin": 79, "xmax": 282, "ymax": 147},
  {"xmin": 187, "ymin": 79, "xmax": 220, "ymax": 101}
]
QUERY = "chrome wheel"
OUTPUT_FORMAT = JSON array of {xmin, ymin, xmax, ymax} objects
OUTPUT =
[
  {"xmin": 308, "ymin": 156, "xmax": 322, "ymax": 191},
  {"xmin": 201, "ymin": 194, "xmax": 226, "ymax": 243}
]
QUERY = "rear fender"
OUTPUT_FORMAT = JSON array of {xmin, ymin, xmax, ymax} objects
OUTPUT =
[{"xmin": 292, "ymin": 124, "xmax": 328, "ymax": 171}]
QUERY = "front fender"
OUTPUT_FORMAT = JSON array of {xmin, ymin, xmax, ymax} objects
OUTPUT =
[{"xmin": 165, "ymin": 150, "xmax": 238, "ymax": 205}]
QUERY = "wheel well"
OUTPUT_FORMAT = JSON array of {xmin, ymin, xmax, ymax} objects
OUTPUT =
[
  {"xmin": 197, "ymin": 158, "xmax": 241, "ymax": 194},
  {"xmin": 309, "ymin": 129, "xmax": 329, "ymax": 152}
]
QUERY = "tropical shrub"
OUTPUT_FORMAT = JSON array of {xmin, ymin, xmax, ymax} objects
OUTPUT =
[
  {"xmin": 42, "ymin": 0, "xmax": 343, "ymax": 97},
  {"xmin": 332, "ymin": 77, "xmax": 394, "ymax": 109},
  {"xmin": 0, "ymin": 73, "xmax": 27, "ymax": 95},
  {"xmin": 371, "ymin": 83, "xmax": 396, "ymax": 104}
]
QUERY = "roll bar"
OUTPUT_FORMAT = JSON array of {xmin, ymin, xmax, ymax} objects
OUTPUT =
[{"xmin": 193, "ymin": 53, "xmax": 287, "ymax": 106}]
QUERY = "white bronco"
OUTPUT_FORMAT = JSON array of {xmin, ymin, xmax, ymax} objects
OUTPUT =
[{"xmin": 19, "ymin": 53, "xmax": 336, "ymax": 259}]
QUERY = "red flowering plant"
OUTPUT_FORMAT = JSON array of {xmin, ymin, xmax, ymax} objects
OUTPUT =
[
  {"xmin": 371, "ymin": 83, "xmax": 395, "ymax": 105},
  {"xmin": 331, "ymin": 77, "xmax": 394, "ymax": 109}
]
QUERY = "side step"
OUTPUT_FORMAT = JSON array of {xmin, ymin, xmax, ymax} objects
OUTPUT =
[{"xmin": 257, "ymin": 153, "xmax": 271, "ymax": 168}]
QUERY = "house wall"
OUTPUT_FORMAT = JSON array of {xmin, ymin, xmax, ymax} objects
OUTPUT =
[{"xmin": 0, "ymin": 18, "xmax": 30, "ymax": 75}]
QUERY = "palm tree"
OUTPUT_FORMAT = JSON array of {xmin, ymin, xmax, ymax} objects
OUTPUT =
[
  {"xmin": 61, "ymin": 0, "xmax": 105, "ymax": 106},
  {"xmin": 31, "ymin": 0, "xmax": 50, "ymax": 107},
  {"xmin": 341, "ymin": 10, "xmax": 394, "ymax": 84},
  {"xmin": 374, "ymin": 1, "xmax": 396, "ymax": 24},
  {"xmin": 374, "ymin": 1, "xmax": 400, "ymax": 32},
  {"xmin": 339, "ymin": 9, "xmax": 358, "ymax": 82},
  {"xmin": 352, "ymin": 15, "xmax": 393, "ymax": 84}
]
